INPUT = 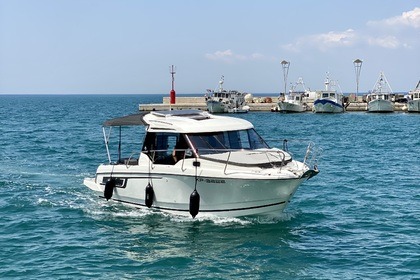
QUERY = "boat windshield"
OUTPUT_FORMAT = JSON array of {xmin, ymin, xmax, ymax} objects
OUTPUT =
[{"xmin": 187, "ymin": 128, "xmax": 270, "ymax": 155}]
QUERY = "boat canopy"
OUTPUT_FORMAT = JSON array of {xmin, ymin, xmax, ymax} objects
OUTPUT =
[
  {"xmin": 145, "ymin": 110, "xmax": 253, "ymax": 133},
  {"xmin": 102, "ymin": 110, "xmax": 254, "ymax": 133},
  {"xmin": 103, "ymin": 113, "xmax": 147, "ymax": 126}
]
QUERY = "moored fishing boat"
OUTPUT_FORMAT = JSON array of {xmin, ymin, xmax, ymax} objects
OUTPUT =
[
  {"xmin": 205, "ymin": 76, "xmax": 250, "ymax": 113},
  {"xmin": 83, "ymin": 110, "xmax": 320, "ymax": 218},
  {"xmin": 366, "ymin": 71, "xmax": 394, "ymax": 113},
  {"xmin": 277, "ymin": 77, "xmax": 309, "ymax": 113},
  {"xmin": 313, "ymin": 73, "xmax": 345, "ymax": 113},
  {"xmin": 407, "ymin": 80, "xmax": 420, "ymax": 113}
]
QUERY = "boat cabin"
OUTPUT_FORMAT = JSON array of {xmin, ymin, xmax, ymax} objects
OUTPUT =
[
  {"xmin": 287, "ymin": 93, "xmax": 305, "ymax": 102},
  {"xmin": 368, "ymin": 94, "xmax": 391, "ymax": 102},
  {"xmin": 409, "ymin": 91, "xmax": 419, "ymax": 100},
  {"xmin": 102, "ymin": 110, "xmax": 270, "ymax": 166},
  {"xmin": 317, "ymin": 91, "xmax": 342, "ymax": 102},
  {"xmin": 211, "ymin": 90, "xmax": 240, "ymax": 99}
]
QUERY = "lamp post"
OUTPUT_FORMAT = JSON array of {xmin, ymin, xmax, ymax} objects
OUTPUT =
[
  {"xmin": 281, "ymin": 60, "xmax": 290, "ymax": 96},
  {"xmin": 353, "ymin": 59, "xmax": 363, "ymax": 101}
]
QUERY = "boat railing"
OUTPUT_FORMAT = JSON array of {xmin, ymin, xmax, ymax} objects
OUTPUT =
[
  {"xmin": 124, "ymin": 151, "xmax": 140, "ymax": 168},
  {"xmin": 140, "ymin": 141, "xmax": 321, "ymax": 173},
  {"xmin": 303, "ymin": 142, "xmax": 322, "ymax": 171},
  {"xmin": 140, "ymin": 147, "xmax": 289, "ymax": 173},
  {"xmin": 265, "ymin": 139, "xmax": 322, "ymax": 171},
  {"xmin": 220, "ymin": 148, "xmax": 287, "ymax": 175}
]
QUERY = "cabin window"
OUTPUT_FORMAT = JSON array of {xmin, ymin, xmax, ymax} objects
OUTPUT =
[
  {"xmin": 247, "ymin": 129, "xmax": 269, "ymax": 149},
  {"xmin": 142, "ymin": 132, "xmax": 191, "ymax": 164},
  {"xmin": 322, "ymin": 93, "xmax": 329, "ymax": 98},
  {"xmin": 187, "ymin": 129, "xmax": 269, "ymax": 155},
  {"xmin": 330, "ymin": 93, "xmax": 335, "ymax": 98}
]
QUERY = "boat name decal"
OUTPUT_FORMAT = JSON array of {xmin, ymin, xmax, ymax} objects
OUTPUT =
[{"xmin": 198, "ymin": 178, "xmax": 226, "ymax": 184}]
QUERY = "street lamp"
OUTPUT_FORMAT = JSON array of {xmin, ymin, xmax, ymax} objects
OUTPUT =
[
  {"xmin": 353, "ymin": 59, "xmax": 363, "ymax": 101},
  {"xmin": 281, "ymin": 60, "xmax": 290, "ymax": 96}
]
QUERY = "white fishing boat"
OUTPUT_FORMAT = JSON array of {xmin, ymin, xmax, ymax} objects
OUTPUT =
[
  {"xmin": 205, "ymin": 76, "xmax": 250, "ymax": 113},
  {"xmin": 407, "ymin": 80, "xmax": 420, "ymax": 113},
  {"xmin": 277, "ymin": 77, "xmax": 309, "ymax": 113},
  {"xmin": 313, "ymin": 73, "xmax": 345, "ymax": 113},
  {"xmin": 366, "ymin": 72, "xmax": 394, "ymax": 113},
  {"xmin": 83, "ymin": 110, "xmax": 320, "ymax": 218}
]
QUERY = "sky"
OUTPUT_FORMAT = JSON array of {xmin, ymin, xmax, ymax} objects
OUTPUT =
[{"xmin": 0, "ymin": 0, "xmax": 419, "ymax": 94}]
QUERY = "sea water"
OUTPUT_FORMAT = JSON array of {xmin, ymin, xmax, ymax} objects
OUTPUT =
[{"xmin": 0, "ymin": 94, "xmax": 418, "ymax": 279}]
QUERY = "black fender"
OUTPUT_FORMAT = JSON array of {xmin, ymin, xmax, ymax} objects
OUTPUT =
[
  {"xmin": 145, "ymin": 183, "xmax": 154, "ymax": 208},
  {"xmin": 104, "ymin": 178, "xmax": 116, "ymax": 200}
]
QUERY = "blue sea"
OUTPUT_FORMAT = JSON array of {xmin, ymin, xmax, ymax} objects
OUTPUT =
[{"xmin": 0, "ymin": 94, "xmax": 419, "ymax": 279}]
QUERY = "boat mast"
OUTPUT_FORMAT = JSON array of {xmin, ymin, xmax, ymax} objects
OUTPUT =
[
  {"xmin": 218, "ymin": 75, "xmax": 224, "ymax": 93},
  {"xmin": 297, "ymin": 77, "xmax": 307, "ymax": 92},
  {"xmin": 373, "ymin": 71, "xmax": 393, "ymax": 94},
  {"xmin": 324, "ymin": 72, "xmax": 330, "ymax": 91}
]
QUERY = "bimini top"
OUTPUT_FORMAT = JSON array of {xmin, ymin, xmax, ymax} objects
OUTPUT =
[{"xmin": 103, "ymin": 110, "xmax": 253, "ymax": 133}]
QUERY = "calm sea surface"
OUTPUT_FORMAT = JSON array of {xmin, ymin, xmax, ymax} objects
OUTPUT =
[{"xmin": 0, "ymin": 94, "xmax": 419, "ymax": 279}]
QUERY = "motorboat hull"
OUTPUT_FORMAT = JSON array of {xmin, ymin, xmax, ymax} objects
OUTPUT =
[
  {"xmin": 84, "ymin": 159, "xmax": 311, "ymax": 218},
  {"xmin": 207, "ymin": 100, "xmax": 225, "ymax": 113},
  {"xmin": 313, "ymin": 99, "xmax": 344, "ymax": 113},
  {"xmin": 367, "ymin": 99, "xmax": 394, "ymax": 112},
  {"xmin": 407, "ymin": 99, "xmax": 420, "ymax": 112},
  {"xmin": 227, "ymin": 106, "xmax": 250, "ymax": 113},
  {"xmin": 278, "ymin": 101, "xmax": 306, "ymax": 113},
  {"xmin": 206, "ymin": 100, "xmax": 249, "ymax": 114}
]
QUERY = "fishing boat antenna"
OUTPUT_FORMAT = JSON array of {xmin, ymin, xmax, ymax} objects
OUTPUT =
[{"xmin": 218, "ymin": 75, "xmax": 224, "ymax": 92}]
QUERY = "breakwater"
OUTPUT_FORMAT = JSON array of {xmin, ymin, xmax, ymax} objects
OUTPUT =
[{"xmin": 138, "ymin": 96, "xmax": 408, "ymax": 112}]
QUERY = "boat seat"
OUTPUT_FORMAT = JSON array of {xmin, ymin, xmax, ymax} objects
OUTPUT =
[
  {"xmin": 154, "ymin": 155, "xmax": 176, "ymax": 165},
  {"xmin": 117, "ymin": 158, "xmax": 138, "ymax": 165}
]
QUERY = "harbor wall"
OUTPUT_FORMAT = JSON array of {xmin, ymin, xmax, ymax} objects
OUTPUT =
[{"xmin": 138, "ymin": 96, "xmax": 408, "ymax": 112}]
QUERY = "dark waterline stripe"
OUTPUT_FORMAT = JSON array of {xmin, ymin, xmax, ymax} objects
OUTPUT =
[{"xmin": 99, "ymin": 196, "xmax": 286, "ymax": 213}]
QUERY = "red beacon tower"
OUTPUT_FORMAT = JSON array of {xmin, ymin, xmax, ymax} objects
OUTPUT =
[{"xmin": 169, "ymin": 65, "xmax": 176, "ymax": 104}]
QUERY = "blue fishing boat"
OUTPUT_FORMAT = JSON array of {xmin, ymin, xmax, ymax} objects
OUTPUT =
[{"xmin": 313, "ymin": 73, "xmax": 345, "ymax": 113}]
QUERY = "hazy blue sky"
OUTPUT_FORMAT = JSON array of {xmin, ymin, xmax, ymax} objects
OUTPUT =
[{"xmin": 1, "ymin": 0, "xmax": 419, "ymax": 94}]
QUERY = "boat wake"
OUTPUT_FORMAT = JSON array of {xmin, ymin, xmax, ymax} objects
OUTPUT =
[{"xmin": 85, "ymin": 199, "xmax": 298, "ymax": 226}]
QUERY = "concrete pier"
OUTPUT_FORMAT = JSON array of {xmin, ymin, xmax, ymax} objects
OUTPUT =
[
  {"xmin": 139, "ymin": 97, "xmax": 207, "ymax": 111},
  {"xmin": 138, "ymin": 96, "xmax": 408, "ymax": 112}
]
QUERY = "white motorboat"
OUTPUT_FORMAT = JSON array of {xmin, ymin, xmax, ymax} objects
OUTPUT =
[
  {"xmin": 83, "ymin": 110, "xmax": 320, "ymax": 218},
  {"xmin": 313, "ymin": 73, "xmax": 345, "ymax": 113},
  {"xmin": 277, "ymin": 77, "xmax": 309, "ymax": 113},
  {"xmin": 407, "ymin": 80, "xmax": 420, "ymax": 113},
  {"xmin": 205, "ymin": 76, "xmax": 250, "ymax": 113},
  {"xmin": 366, "ymin": 72, "xmax": 394, "ymax": 113}
]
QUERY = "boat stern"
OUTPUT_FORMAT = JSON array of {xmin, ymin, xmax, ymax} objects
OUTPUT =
[{"xmin": 83, "ymin": 177, "xmax": 102, "ymax": 193}]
